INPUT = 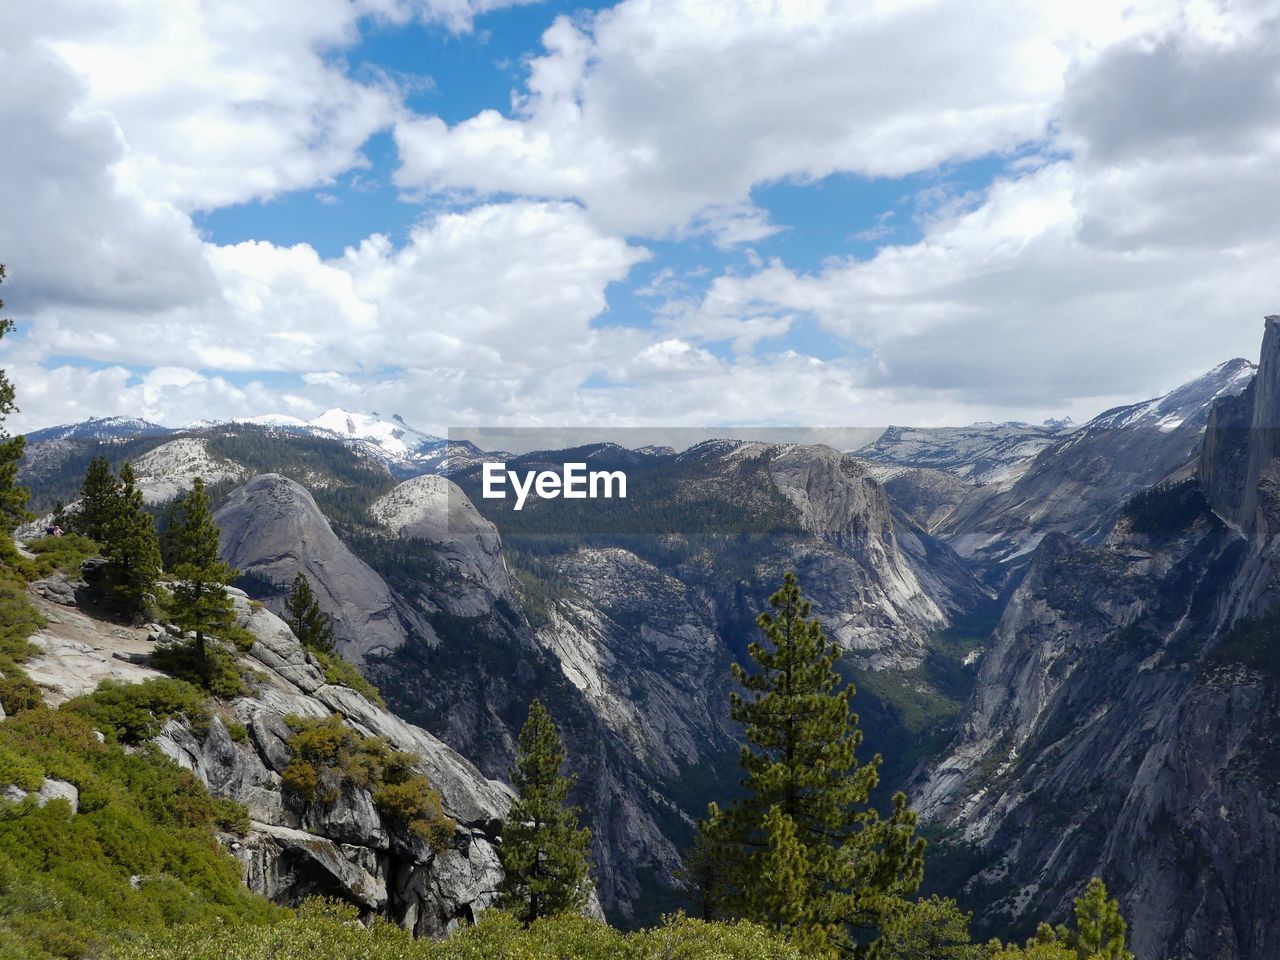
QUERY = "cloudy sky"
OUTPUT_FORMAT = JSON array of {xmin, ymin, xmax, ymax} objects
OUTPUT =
[{"xmin": 1, "ymin": 0, "xmax": 1278, "ymax": 434}]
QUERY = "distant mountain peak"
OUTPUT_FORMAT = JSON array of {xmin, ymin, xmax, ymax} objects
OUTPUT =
[{"xmin": 22, "ymin": 415, "xmax": 172, "ymax": 445}]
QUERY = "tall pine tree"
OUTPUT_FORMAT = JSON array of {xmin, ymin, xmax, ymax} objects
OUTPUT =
[
  {"xmin": 102, "ymin": 462, "xmax": 161, "ymax": 620},
  {"xmin": 284, "ymin": 572, "xmax": 335, "ymax": 653},
  {"xmin": 75, "ymin": 456, "xmax": 119, "ymax": 543},
  {"xmin": 0, "ymin": 265, "xmax": 31, "ymax": 534},
  {"xmin": 169, "ymin": 477, "xmax": 237, "ymax": 683},
  {"xmin": 712, "ymin": 572, "xmax": 925, "ymax": 959},
  {"xmin": 497, "ymin": 699, "xmax": 593, "ymax": 924}
]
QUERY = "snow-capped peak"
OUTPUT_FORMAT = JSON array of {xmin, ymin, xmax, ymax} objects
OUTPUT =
[{"xmin": 307, "ymin": 409, "xmax": 441, "ymax": 458}]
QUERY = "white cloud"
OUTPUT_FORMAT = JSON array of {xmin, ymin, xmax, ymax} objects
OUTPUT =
[
  {"xmin": 13, "ymin": 0, "xmax": 540, "ymax": 212},
  {"xmin": 340, "ymin": 201, "xmax": 648, "ymax": 370},
  {"xmin": 669, "ymin": 8, "xmax": 1280, "ymax": 411},
  {"xmin": 393, "ymin": 0, "xmax": 1180, "ymax": 243},
  {"xmin": 1, "ymin": 0, "xmax": 649, "ymax": 432},
  {"xmin": 6, "ymin": 0, "xmax": 1280, "ymax": 436}
]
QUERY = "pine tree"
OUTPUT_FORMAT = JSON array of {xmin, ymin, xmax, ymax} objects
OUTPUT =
[
  {"xmin": 716, "ymin": 572, "xmax": 925, "ymax": 958},
  {"xmin": 75, "ymin": 456, "xmax": 119, "ymax": 543},
  {"xmin": 169, "ymin": 477, "xmax": 237, "ymax": 683},
  {"xmin": 881, "ymin": 896, "xmax": 978, "ymax": 960},
  {"xmin": 102, "ymin": 462, "xmax": 161, "ymax": 620},
  {"xmin": 497, "ymin": 699, "xmax": 593, "ymax": 924},
  {"xmin": 1072, "ymin": 878, "xmax": 1132, "ymax": 960},
  {"xmin": 284, "ymin": 572, "xmax": 335, "ymax": 653},
  {"xmin": 756, "ymin": 806, "xmax": 819, "ymax": 945},
  {"xmin": 679, "ymin": 802, "xmax": 732, "ymax": 920},
  {"xmin": 987, "ymin": 879, "xmax": 1132, "ymax": 960},
  {"xmin": 0, "ymin": 266, "xmax": 31, "ymax": 534}
]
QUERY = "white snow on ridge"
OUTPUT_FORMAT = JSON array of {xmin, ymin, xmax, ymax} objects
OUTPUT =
[{"xmin": 309, "ymin": 408, "xmax": 439, "ymax": 459}]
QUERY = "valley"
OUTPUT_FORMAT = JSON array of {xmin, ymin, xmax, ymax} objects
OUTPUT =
[{"xmin": 10, "ymin": 319, "xmax": 1280, "ymax": 958}]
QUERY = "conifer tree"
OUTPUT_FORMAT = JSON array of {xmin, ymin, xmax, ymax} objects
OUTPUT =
[
  {"xmin": 497, "ymin": 699, "xmax": 592, "ymax": 924},
  {"xmin": 679, "ymin": 802, "xmax": 732, "ymax": 920},
  {"xmin": 882, "ymin": 896, "xmax": 979, "ymax": 960},
  {"xmin": 169, "ymin": 477, "xmax": 237, "ymax": 681},
  {"xmin": 75, "ymin": 456, "xmax": 119, "ymax": 543},
  {"xmin": 0, "ymin": 267, "xmax": 29, "ymax": 535},
  {"xmin": 102, "ymin": 462, "xmax": 161, "ymax": 620},
  {"xmin": 284, "ymin": 572, "xmax": 335, "ymax": 653},
  {"xmin": 756, "ymin": 806, "xmax": 824, "ymax": 951},
  {"xmin": 1072, "ymin": 878, "xmax": 1131, "ymax": 960},
  {"xmin": 714, "ymin": 572, "xmax": 925, "ymax": 958},
  {"xmin": 987, "ymin": 878, "xmax": 1131, "ymax": 960}
]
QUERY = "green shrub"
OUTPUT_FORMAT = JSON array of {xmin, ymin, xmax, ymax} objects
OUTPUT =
[
  {"xmin": 65, "ymin": 678, "xmax": 210, "ymax": 745},
  {"xmin": 282, "ymin": 716, "xmax": 454, "ymax": 848},
  {"xmin": 24, "ymin": 535, "xmax": 100, "ymax": 578},
  {"xmin": 210, "ymin": 797, "xmax": 251, "ymax": 837},
  {"xmin": 226, "ymin": 720, "xmax": 249, "ymax": 743},
  {"xmin": 313, "ymin": 649, "xmax": 385, "ymax": 707},
  {"xmin": 0, "ymin": 568, "xmax": 44, "ymax": 665},
  {"xmin": 150, "ymin": 640, "xmax": 249, "ymax": 699},
  {"xmin": 0, "ymin": 671, "xmax": 43, "ymax": 716},
  {"xmin": 224, "ymin": 624, "xmax": 258, "ymax": 654},
  {"xmin": 0, "ymin": 705, "xmax": 277, "ymax": 959},
  {"xmin": 0, "ymin": 742, "xmax": 44, "ymax": 792},
  {"xmin": 101, "ymin": 902, "xmax": 806, "ymax": 960},
  {"xmin": 373, "ymin": 777, "xmax": 454, "ymax": 852},
  {"xmin": 281, "ymin": 715, "xmax": 388, "ymax": 805}
]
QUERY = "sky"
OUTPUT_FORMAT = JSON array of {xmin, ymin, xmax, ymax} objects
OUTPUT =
[{"xmin": 1, "ymin": 0, "xmax": 1278, "ymax": 435}]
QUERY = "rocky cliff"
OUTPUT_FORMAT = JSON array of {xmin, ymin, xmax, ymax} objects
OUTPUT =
[
  {"xmin": 939, "ymin": 359, "xmax": 1255, "ymax": 575},
  {"xmin": 20, "ymin": 574, "xmax": 514, "ymax": 937},
  {"xmin": 913, "ymin": 319, "xmax": 1280, "ymax": 960},
  {"xmin": 216, "ymin": 474, "xmax": 418, "ymax": 661}
]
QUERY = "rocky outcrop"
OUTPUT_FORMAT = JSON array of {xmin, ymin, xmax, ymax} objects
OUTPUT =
[
  {"xmin": 912, "ymin": 320, "xmax": 1280, "ymax": 960},
  {"xmin": 940, "ymin": 358, "xmax": 1255, "ymax": 574},
  {"xmin": 19, "ymin": 583, "xmax": 513, "ymax": 937},
  {"xmin": 1202, "ymin": 317, "xmax": 1280, "ymax": 542},
  {"xmin": 2, "ymin": 777, "xmax": 79, "ymax": 812},
  {"xmin": 216, "ymin": 474, "xmax": 415, "ymax": 661},
  {"xmin": 132, "ymin": 437, "xmax": 247, "ymax": 504},
  {"xmin": 370, "ymin": 474, "xmax": 512, "ymax": 616}
]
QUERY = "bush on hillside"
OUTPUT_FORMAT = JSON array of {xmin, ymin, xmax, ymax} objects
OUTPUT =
[{"xmin": 65, "ymin": 678, "xmax": 211, "ymax": 745}]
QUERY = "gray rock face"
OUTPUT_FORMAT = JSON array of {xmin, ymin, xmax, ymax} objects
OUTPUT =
[
  {"xmin": 22, "ymin": 582, "xmax": 513, "ymax": 936},
  {"xmin": 912, "ymin": 320, "xmax": 1280, "ymax": 960},
  {"xmin": 215, "ymin": 474, "xmax": 412, "ymax": 661},
  {"xmin": 939, "ymin": 358, "xmax": 1256, "ymax": 574},
  {"xmin": 865, "ymin": 463, "xmax": 973, "ymax": 534},
  {"xmin": 538, "ymin": 547, "xmax": 736, "ymax": 779},
  {"xmin": 370, "ymin": 474, "xmax": 512, "ymax": 617}
]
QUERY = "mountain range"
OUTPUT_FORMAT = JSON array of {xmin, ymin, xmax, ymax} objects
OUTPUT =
[{"xmin": 13, "ymin": 319, "xmax": 1280, "ymax": 958}]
